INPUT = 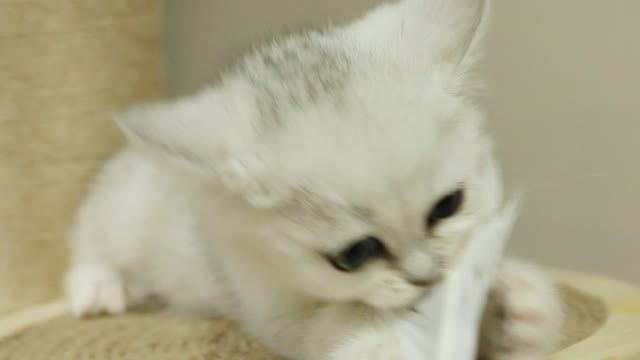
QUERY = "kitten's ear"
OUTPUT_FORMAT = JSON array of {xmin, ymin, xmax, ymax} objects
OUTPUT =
[
  {"xmin": 355, "ymin": 0, "xmax": 490, "ymax": 71},
  {"xmin": 404, "ymin": 0, "xmax": 491, "ymax": 93},
  {"xmin": 114, "ymin": 87, "xmax": 258, "ymax": 177},
  {"xmin": 427, "ymin": 0, "xmax": 490, "ymax": 69},
  {"xmin": 115, "ymin": 87, "xmax": 291, "ymax": 208}
]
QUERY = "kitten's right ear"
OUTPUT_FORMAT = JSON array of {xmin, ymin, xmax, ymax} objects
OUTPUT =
[
  {"xmin": 114, "ymin": 86, "xmax": 259, "ymax": 177},
  {"xmin": 115, "ymin": 87, "xmax": 293, "ymax": 208}
]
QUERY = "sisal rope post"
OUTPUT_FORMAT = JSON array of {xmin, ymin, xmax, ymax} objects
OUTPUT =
[{"xmin": 0, "ymin": 0, "xmax": 165, "ymax": 313}]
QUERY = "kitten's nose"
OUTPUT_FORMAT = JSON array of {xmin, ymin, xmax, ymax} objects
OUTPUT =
[{"xmin": 401, "ymin": 251, "xmax": 440, "ymax": 287}]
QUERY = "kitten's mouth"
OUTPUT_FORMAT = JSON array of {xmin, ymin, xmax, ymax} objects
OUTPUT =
[
  {"xmin": 409, "ymin": 274, "xmax": 443, "ymax": 288},
  {"xmin": 406, "ymin": 274, "xmax": 445, "ymax": 311}
]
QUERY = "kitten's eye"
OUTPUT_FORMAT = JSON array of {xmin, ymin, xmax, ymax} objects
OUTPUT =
[
  {"xmin": 329, "ymin": 236, "xmax": 385, "ymax": 272},
  {"xmin": 427, "ymin": 189, "xmax": 465, "ymax": 229}
]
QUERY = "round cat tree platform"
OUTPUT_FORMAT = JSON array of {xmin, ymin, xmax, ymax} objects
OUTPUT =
[
  {"xmin": 0, "ymin": 269, "xmax": 638, "ymax": 360},
  {"xmin": 550, "ymin": 270, "xmax": 640, "ymax": 360}
]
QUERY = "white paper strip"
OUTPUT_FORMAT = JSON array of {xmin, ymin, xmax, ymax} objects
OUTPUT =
[{"xmin": 395, "ymin": 200, "xmax": 519, "ymax": 360}]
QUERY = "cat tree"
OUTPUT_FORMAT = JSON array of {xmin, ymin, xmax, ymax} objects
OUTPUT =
[{"xmin": 0, "ymin": 1, "xmax": 638, "ymax": 359}]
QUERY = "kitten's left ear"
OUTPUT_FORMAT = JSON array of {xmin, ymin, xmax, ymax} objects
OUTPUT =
[
  {"xmin": 417, "ymin": 0, "xmax": 491, "ymax": 68},
  {"xmin": 355, "ymin": 0, "xmax": 490, "ymax": 73},
  {"xmin": 442, "ymin": 0, "xmax": 491, "ymax": 70},
  {"xmin": 412, "ymin": 0, "xmax": 491, "ymax": 92}
]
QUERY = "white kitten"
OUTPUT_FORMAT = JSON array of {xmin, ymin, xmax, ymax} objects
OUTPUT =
[{"xmin": 65, "ymin": 0, "xmax": 563, "ymax": 359}]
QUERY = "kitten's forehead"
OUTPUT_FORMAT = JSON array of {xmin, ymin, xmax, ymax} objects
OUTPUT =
[
  {"xmin": 229, "ymin": 30, "xmax": 352, "ymax": 128},
  {"xmin": 269, "ymin": 91, "xmax": 485, "ymax": 192},
  {"xmin": 278, "ymin": 118, "xmax": 488, "ymax": 224}
]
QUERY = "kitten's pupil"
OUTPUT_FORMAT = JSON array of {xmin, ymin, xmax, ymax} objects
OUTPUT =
[
  {"xmin": 330, "ymin": 237, "xmax": 384, "ymax": 272},
  {"xmin": 427, "ymin": 189, "xmax": 464, "ymax": 229}
]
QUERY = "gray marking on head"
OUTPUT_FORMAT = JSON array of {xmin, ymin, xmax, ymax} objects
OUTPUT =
[{"xmin": 227, "ymin": 30, "xmax": 351, "ymax": 125}]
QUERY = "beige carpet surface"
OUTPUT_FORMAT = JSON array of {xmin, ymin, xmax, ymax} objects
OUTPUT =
[{"xmin": 0, "ymin": 285, "xmax": 607, "ymax": 360}]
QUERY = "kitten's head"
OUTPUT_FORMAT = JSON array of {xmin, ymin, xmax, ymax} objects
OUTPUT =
[{"xmin": 117, "ymin": 0, "xmax": 501, "ymax": 309}]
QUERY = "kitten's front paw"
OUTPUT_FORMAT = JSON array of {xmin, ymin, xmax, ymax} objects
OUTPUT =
[
  {"xmin": 479, "ymin": 260, "xmax": 563, "ymax": 360},
  {"xmin": 330, "ymin": 329, "xmax": 409, "ymax": 360},
  {"xmin": 65, "ymin": 264, "xmax": 127, "ymax": 317}
]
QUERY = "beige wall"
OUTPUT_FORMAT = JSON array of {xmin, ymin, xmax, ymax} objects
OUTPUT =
[{"xmin": 166, "ymin": 1, "xmax": 640, "ymax": 284}]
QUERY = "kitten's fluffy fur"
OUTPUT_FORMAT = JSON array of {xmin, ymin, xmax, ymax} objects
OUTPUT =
[{"xmin": 65, "ymin": 0, "xmax": 563, "ymax": 359}]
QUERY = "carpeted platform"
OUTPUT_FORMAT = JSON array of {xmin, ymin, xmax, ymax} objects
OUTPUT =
[{"xmin": 0, "ymin": 284, "xmax": 608, "ymax": 360}]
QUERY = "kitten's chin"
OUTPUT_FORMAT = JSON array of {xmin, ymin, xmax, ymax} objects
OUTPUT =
[{"xmin": 364, "ymin": 295, "xmax": 423, "ymax": 311}]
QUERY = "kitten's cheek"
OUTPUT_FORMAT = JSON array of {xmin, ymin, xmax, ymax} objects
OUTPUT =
[{"xmin": 363, "ymin": 273, "xmax": 424, "ymax": 309}]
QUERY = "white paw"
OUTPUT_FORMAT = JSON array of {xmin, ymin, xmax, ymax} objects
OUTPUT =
[
  {"xmin": 480, "ymin": 260, "xmax": 563, "ymax": 360},
  {"xmin": 365, "ymin": 272, "xmax": 422, "ymax": 309},
  {"xmin": 65, "ymin": 263, "xmax": 127, "ymax": 317},
  {"xmin": 330, "ymin": 329, "xmax": 409, "ymax": 360}
]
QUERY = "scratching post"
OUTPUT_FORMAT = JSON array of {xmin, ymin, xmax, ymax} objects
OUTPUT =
[{"xmin": 0, "ymin": 0, "xmax": 165, "ymax": 313}]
